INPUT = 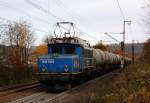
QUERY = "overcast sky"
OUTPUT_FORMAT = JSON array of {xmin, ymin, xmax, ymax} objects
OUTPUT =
[{"xmin": 0, "ymin": 0, "xmax": 149, "ymax": 45}]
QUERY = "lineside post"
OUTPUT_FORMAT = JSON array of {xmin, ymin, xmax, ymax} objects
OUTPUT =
[{"xmin": 122, "ymin": 20, "xmax": 131, "ymax": 69}]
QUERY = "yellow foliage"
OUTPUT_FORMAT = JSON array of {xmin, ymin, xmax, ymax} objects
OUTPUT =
[
  {"xmin": 30, "ymin": 44, "xmax": 48, "ymax": 73},
  {"xmin": 34, "ymin": 44, "xmax": 48, "ymax": 55},
  {"xmin": 126, "ymin": 87, "xmax": 150, "ymax": 103},
  {"xmin": 93, "ymin": 42, "xmax": 108, "ymax": 51},
  {"xmin": 141, "ymin": 39, "xmax": 150, "ymax": 63},
  {"xmin": 101, "ymin": 93, "xmax": 117, "ymax": 103},
  {"xmin": 101, "ymin": 87, "xmax": 150, "ymax": 103},
  {"xmin": 99, "ymin": 63, "xmax": 150, "ymax": 103},
  {"xmin": 102, "ymin": 92, "xmax": 128, "ymax": 103}
]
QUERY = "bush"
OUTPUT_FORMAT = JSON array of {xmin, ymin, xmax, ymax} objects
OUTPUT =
[
  {"xmin": 141, "ymin": 39, "xmax": 150, "ymax": 63},
  {"xmin": 100, "ymin": 62, "xmax": 150, "ymax": 103},
  {"xmin": 0, "ymin": 64, "xmax": 36, "ymax": 86}
]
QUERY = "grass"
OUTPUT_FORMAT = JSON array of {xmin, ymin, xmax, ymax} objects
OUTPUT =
[
  {"xmin": 96, "ymin": 62, "xmax": 150, "ymax": 103},
  {"xmin": 65, "ymin": 61, "xmax": 150, "ymax": 103}
]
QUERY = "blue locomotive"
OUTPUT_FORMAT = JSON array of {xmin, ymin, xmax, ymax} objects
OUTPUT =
[
  {"xmin": 38, "ymin": 37, "xmax": 95, "ymax": 89},
  {"xmin": 37, "ymin": 22, "xmax": 131, "ymax": 90}
]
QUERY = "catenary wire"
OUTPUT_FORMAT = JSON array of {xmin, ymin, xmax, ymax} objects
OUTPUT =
[
  {"xmin": 116, "ymin": 0, "xmax": 125, "ymax": 20},
  {"xmin": 24, "ymin": 0, "xmax": 64, "ymax": 21}
]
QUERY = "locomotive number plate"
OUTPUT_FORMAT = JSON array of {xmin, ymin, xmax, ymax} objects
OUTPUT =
[{"xmin": 40, "ymin": 59, "xmax": 54, "ymax": 64}]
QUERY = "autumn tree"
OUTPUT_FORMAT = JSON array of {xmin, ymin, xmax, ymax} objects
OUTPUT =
[
  {"xmin": 93, "ymin": 42, "xmax": 108, "ymax": 51},
  {"xmin": 141, "ymin": 39, "xmax": 150, "ymax": 63},
  {"xmin": 34, "ymin": 44, "xmax": 48, "ymax": 55},
  {"xmin": 141, "ymin": 1, "xmax": 150, "ymax": 63},
  {"xmin": 2, "ymin": 21, "xmax": 35, "ymax": 65},
  {"xmin": 112, "ymin": 48, "xmax": 122, "ymax": 55},
  {"xmin": 0, "ymin": 21, "xmax": 35, "ymax": 84}
]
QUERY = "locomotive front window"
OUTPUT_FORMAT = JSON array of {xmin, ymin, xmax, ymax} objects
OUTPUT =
[
  {"xmin": 64, "ymin": 47, "xmax": 75, "ymax": 54},
  {"xmin": 52, "ymin": 46, "xmax": 61, "ymax": 54}
]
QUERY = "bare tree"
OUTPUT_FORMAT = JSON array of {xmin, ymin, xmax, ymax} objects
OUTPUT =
[
  {"xmin": 42, "ymin": 34, "xmax": 53, "ymax": 44},
  {"xmin": 2, "ymin": 21, "xmax": 35, "ymax": 65},
  {"xmin": 140, "ymin": 1, "xmax": 150, "ymax": 63},
  {"xmin": 143, "ymin": 0, "xmax": 150, "ymax": 37}
]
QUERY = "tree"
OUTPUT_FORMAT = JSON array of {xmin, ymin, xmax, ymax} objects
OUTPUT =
[
  {"xmin": 1, "ymin": 21, "xmax": 35, "ymax": 65},
  {"xmin": 141, "ymin": 2, "xmax": 150, "ymax": 63},
  {"xmin": 141, "ymin": 39, "xmax": 150, "ymax": 63},
  {"xmin": 112, "ymin": 48, "xmax": 122, "ymax": 55},
  {"xmin": 42, "ymin": 35, "xmax": 53, "ymax": 44},
  {"xmin": 34, "ymin": 44, "xmax": 48, "ymax": 55},
  {"xmin": 93, "ymin": 42, "xmax": 108, "ymax": 51},
  {"xmin": 143, "ymin": 1, "xmax": 150, "ymax": 37}
]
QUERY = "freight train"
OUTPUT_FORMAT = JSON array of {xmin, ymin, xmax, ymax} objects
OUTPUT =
[
  {"xmin": 37, "ymin": 22, "xmax": 131, "ymax": 90},
  {"xmin": 37, "ymin": 37, "xmax": 131, "ymax": 90}
]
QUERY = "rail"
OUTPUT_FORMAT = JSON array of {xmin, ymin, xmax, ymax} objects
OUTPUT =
[{"xmin": 0, "ymin": 82, "xmax": 40, "ymax": 97}]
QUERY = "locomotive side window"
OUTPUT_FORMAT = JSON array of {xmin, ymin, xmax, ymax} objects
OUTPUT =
[{"xmin": 64, "ymin": 47, "xmax": 75, "ymax": 54}]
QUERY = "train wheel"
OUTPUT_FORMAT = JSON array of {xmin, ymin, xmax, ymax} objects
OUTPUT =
[
  {"xmin": 90, "ymin": 71, "xmax": 96, "ymax": 79},
  {"xmin": 66, "ymin": 84, "xmax": 71, "ymax": 89},
  {"xmin": 71, "ymin": 80, "xmax": 78, "ymax": 88}
]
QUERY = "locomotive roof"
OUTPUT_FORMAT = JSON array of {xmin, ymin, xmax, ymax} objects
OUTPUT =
[{"xmin": 47, "ymin": 37, "xmax": 91, "ymax": 48}]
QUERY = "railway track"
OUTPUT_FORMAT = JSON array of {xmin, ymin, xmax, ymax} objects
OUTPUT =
[
  {"xmin": 8, "ymin": 69, "xmax": 121, "ymax": 103},
  {"xmin": 0, "ymin": 82, "xmax": 40, "ymax": 97},
  {"xmin": 0, "ymin": 81, "xmax": 39, "ymax": 92}
]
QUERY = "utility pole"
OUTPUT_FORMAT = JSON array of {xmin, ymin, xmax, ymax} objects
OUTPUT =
[
  {"xmin": 132, "ymin": 40, "xmax": 139, "ymax": 64},
  {"xmin": 132, "ymin": 40, "xmax": 135, "ymax": 64},
  {"xmin": 122, "ymin": 20, "xmax": 131, "ymax": 69},
  {"xmin": 104, "ymin": 20, "xmax": 131, "ymax": 69}
]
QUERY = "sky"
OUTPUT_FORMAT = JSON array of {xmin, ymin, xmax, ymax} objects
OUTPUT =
[{"xmin": 0, "ymin": 0, "xmax": 149, "ymax": 45}]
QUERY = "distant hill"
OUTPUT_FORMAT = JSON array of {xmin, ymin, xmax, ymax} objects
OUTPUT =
[{"xmin": 108, "ymin": 43, "xmax": 144, "ymax": 55}]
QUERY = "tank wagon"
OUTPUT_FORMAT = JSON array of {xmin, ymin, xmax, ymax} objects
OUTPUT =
[{"xmin": 37, "ymin": 36, "xmax": 131, "ymax": 90}]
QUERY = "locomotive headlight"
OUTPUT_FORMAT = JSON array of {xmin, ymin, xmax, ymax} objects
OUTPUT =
[
  {"xmin": 42, "ymin": 65, "xmax": 47, "ymax": 72},
  {"xmin": 74, "ymin": 59, "xmax": 80, "ymax": 69},
  {"xmin": 64, "ymin": 64, "xmax": 68, "ymax": 72}
]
